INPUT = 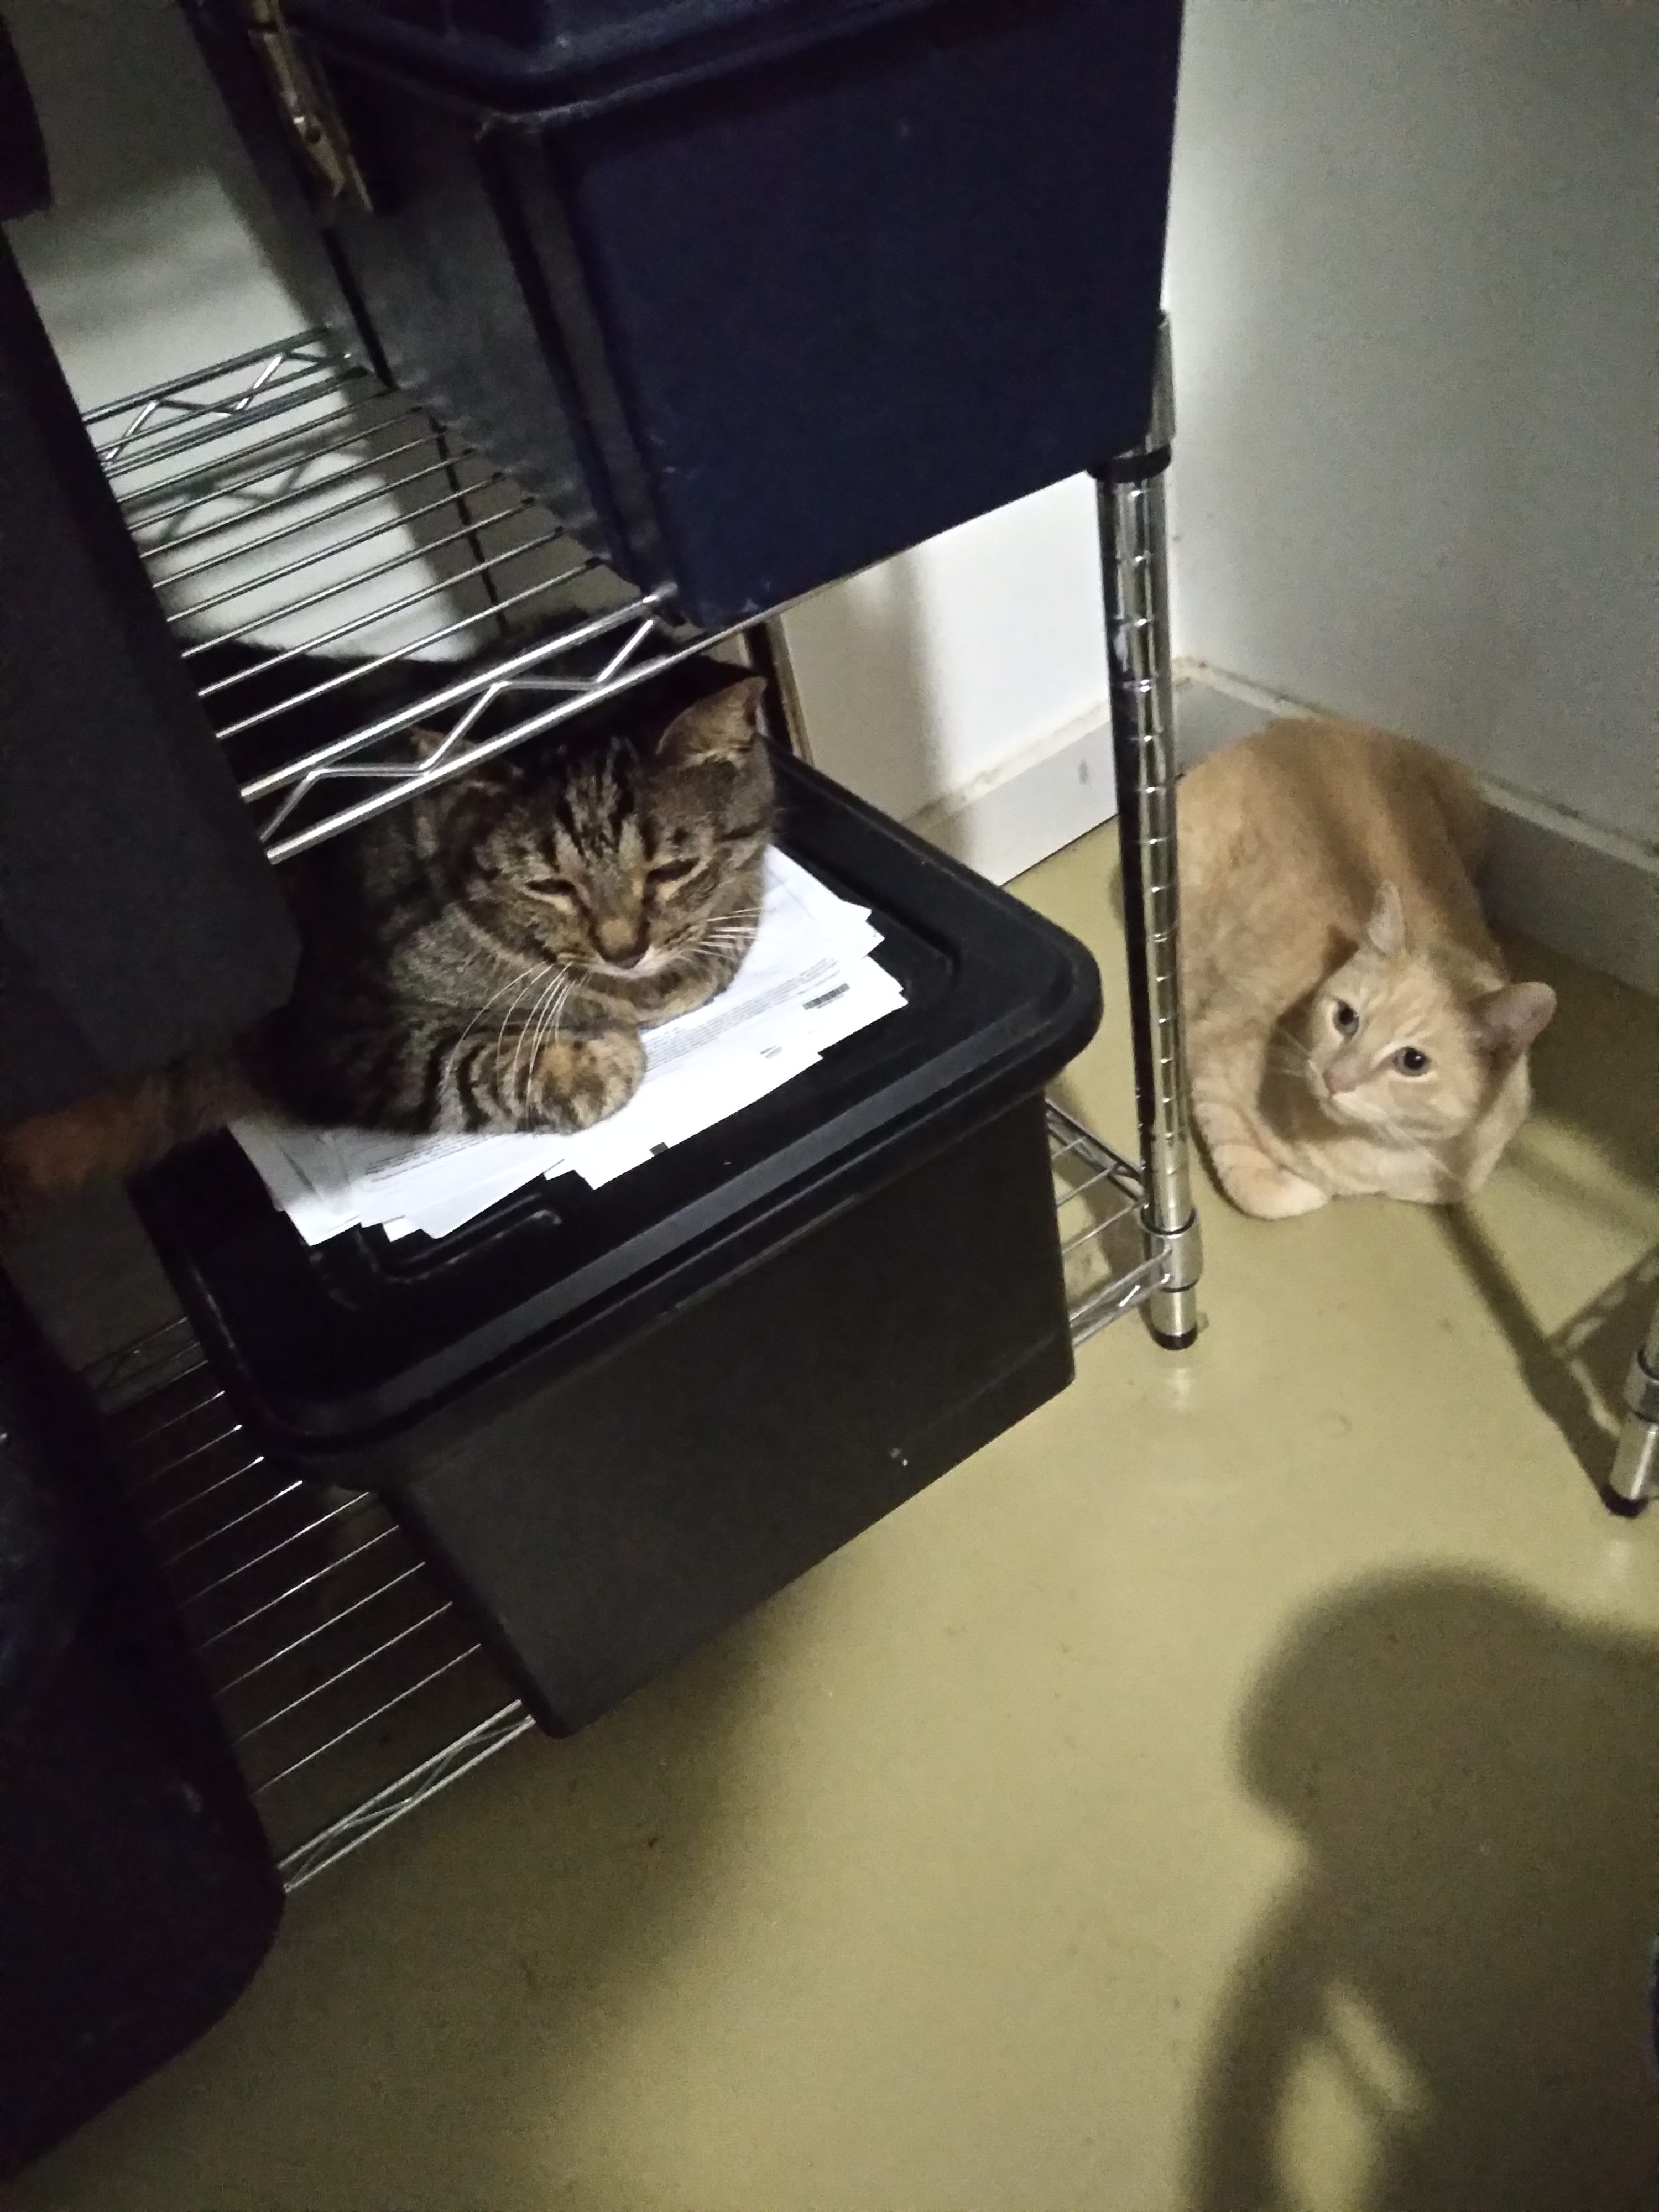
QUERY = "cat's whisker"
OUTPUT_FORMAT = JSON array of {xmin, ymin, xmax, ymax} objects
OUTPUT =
[
  {"xmin": 535, "ymin": 967, "xmax": 579, "ymax": 1062},
  {"xmin": 505, "ymin": 998, "xmax": 540, "ymax": 1107},
  {"xmin": 540, "ymin": 969, "xmax": 578, "ymax": 1055},
  {"xmin": 1376, "ymin": 1113, "xmax": 1444, "ymax": 1176},
  {"xmin": 674, "ymin": 945, "xmax": 719, "ymax": 988},
  {"xmin": 498, "ymin": 991, "xmax": 542, "ymax": 1102},
  {"xmin": 515, "ymin": 975, "xmax": 554, "ymax": 1076},
  {"xmin": 510, "ymin": 970, "xmax": 568, "ymax": 1104},
  {"xmin": 457, "ymin": 961, "xmax": 549, "ymax": 1058},
  {"xmin": 497, "ymin": 968, "xmax": 553, "ymax": 1081}
]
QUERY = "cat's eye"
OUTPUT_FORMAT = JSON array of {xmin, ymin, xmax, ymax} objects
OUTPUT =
[
  {"xmin": 1332, "ymin": 1000, "xmax": 1359, "ymax": 1035},
  {"xmin": 522, "ymin": 873, "xmax": 577, "ymax": 900},
  {"xmin": 1394, "ymin": 1046, "xmax": 1431, "ymax": 1076},
  {"xmin": 646, "ymin": 857, "xmax": 698, "ymax": 889}
]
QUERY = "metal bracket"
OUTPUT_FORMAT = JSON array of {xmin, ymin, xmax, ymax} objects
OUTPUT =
[
  {"xmin": 1606, "ymin": 1310, "xmax": 1659, "ymax": 1512},
  {"xmin": 1621, "ymin": 1348, "xmax": 1659, "ymax": 1428},
  {"xmin": 239, "ymin": 0, "xmax": 373, "ymax": 215}
]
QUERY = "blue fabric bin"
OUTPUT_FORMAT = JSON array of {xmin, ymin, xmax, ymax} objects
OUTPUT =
[{"xmin": 201, "ymin": 0, "xmax": 1183, "ymax": 624}]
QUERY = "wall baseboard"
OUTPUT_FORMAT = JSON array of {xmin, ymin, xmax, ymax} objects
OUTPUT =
[
  {"xmin": 1173, "ymin": 662, "xmax": 1658, "ymax": 997},
  {"xmin": 901, "ymin": 661, "xmax": 1656, "ymax": 998},
  {"xmin": 906, "ymin": 707, "xmax": 1116, "ymax": 886}
]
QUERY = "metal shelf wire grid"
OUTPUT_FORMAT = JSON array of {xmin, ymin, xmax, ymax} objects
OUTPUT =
[
  {"xmin": 89, "ymin": 1315, "xmax": 535, "ymax": 1892},
  {"xmin": 1046, "ymin": 1102, "xmax": 1164, "ymax": 1343},
  {"xmin": 86, "ymin": 332, "xmax": 758, "ymax": 862},
  {"xmin": 84, "ymin": 1114, "xmax": 1155, "ymax": 1890},
  {"xmin": 73, "ymin": 332, "xmax": 1175, "ymax": 1884}
]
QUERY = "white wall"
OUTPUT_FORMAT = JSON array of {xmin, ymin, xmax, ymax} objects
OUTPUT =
[
  {"xmin": 1164, "ymin": 0, "xmax": 1655, "ymax": 844},
  {"xmin": 779, "ymin": 477, "xmax": 1118, "ymax": 877},
  {"xmin": 799, "ymin": 3, "xmax": 1655, "ymax": 914},
  {"xmin": 781, "ymin": 479, "xmax": 1107, "ymax": 826},
  {"xmin": 4, "ymin": 0, "xmax": 304, "ymax": 408}
]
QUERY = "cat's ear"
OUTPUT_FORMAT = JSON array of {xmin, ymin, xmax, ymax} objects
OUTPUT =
[
  {"xmin": 1365, "ymin": 881, "xmax": 1406, "ymax": 958},
  {"xmin": 1473, "ymin": 981, "xmax": 1556, "ymax": 1056},
  {"xmin": 657, "ymin": 677, "xmax": 767, "ymax": 769}
]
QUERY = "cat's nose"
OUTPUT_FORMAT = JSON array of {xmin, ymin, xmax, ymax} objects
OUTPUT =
[
  {"xmin": 594, "ymin": 918, "xmax": 650, "ymax": 968},
  {"xmin": 1325, "ymin": 1063, "xmax": 1363, "ymax": 1096}
]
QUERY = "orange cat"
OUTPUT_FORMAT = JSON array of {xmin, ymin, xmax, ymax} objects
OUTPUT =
[{"xmin": 1177, "ymin": 719, "xmax": 1555, "ymax": 1219}]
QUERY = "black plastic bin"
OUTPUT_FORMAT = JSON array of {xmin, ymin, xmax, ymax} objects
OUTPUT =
[
  {"xmin": 133, "ymin": 755, "xmax": 1100, "ymax": 1734},
  {"xmin": 191, "ymin": 0, "xmax": 1183, "ymax": 624},
  {"xmin": 0, "ymin": 1277, "xmax": 283, "ymax": 2178}
]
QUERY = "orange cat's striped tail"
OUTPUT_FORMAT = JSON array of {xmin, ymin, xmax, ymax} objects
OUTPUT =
[{"xmin": 0, "ymin": 1056, "xmax": 248, "ymax": 1224}]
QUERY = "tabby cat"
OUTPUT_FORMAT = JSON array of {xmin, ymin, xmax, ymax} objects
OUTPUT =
[
  {"xmin": 1177, "ymin": 718, "xmax": 1555, "ymax": 1219},
  {"xmin": 1, "ymin": 674, "xmax": 774, "ymax": 1209}
]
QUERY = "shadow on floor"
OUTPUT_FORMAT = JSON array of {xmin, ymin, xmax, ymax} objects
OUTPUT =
[
  {"xmin": 1437, "ymin": 1210, "xmax": 1657, "ymax": 1504},
  {"xmin": 1191, "ymin": 1572, "xmax": 1659, "ymax": 2212},
  {"xmin": 1498, "ymin": 930, "xmax": 1657, "ymax": 1198}
]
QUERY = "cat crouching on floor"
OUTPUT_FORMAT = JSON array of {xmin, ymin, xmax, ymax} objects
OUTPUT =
[{"xmin": 1177, "ymin": 718, "xmax": 1555, "ymax": 1220}]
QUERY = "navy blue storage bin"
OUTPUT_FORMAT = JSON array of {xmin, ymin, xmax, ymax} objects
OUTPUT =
[
  {"xmin": 199, "ymin": 0, "xmax": 1183, "ymax": 624},
  {"xmin": 281, "ymin": 0, "xmax": 957, "ymax": 108}
]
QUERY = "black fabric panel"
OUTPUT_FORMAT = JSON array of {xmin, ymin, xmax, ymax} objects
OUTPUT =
[
  {"xmin": 0, "ymin": 1274, "xmax": 283, "ymax": 2177},
  {"xmin": 0, "ymin": 12, "xmax": 49, "ymax": 219},
  {"xmin": 0, "ymin": 238, "xmax": 296, "ymax": 1121},
  {"xmin": 0, "ymin": 1284, "xmax": 83, "ymax": 1719}
]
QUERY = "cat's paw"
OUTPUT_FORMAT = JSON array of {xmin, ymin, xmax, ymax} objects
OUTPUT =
[
  {"xmin": 1214, "ymin": 1151, "xmax": 1331, "ymax": 1219},
  {"xmin": 525, "ymin": 1028, "xmax": 645, "ymax": 1131}
]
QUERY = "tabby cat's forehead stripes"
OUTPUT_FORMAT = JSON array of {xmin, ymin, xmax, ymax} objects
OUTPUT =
[{"xmin": 601, "ymin": 739, "xmax": 637, "ymax": 838}]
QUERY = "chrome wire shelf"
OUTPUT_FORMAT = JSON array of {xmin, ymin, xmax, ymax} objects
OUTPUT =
[
  {"xmin": 87, "ymin": 332, "xmax": 760, "ymax": 862},
  {"xmin": 84, "ymin": 1114, "xmax": 1159, "ymax": 1890},
  {"xmin": 88, "ymin": 1318, "xmax": 535, "ymax": 1893},
  {"xmin": 1046, "ymin": 1102, "xmax": 1164, "ymax": 1344},
  {"xmin": 82, "ymin": 330, "xmax": 1173, "ymax": 1338},
  {"xmin": 74, "ymin": 332, "xmax": 1178, "ymax": 1885}
]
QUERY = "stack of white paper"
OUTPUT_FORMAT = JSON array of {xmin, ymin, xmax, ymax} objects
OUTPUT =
[{"xmin": 232, "ymin": 850, "xmax": 906, "ymax": 1246}]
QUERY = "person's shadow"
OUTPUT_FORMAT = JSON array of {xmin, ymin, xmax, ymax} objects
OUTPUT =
[{"xmin": 1192, "ymin": 1572, "xmax": 1659, "ymax": 2212}]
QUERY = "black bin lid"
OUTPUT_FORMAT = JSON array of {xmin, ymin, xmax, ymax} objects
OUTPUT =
[
  {"xmin": 132, "ymin": 755, "xmax": 1100, "ymax": 1460},
  {"xmin": 285, "ymin": 0, "xmax": 957, "ymax": 113}
]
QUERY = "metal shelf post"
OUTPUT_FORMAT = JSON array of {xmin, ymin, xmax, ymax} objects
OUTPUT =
[{"xmin": 1093, "ymin": 316, "xmax": 1202, "ymax": 1349}]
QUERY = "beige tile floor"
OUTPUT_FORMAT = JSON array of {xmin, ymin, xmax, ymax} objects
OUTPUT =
[{"xmin": 7, "ymin": 826, "xmax": 1658, "ymax": 2212}]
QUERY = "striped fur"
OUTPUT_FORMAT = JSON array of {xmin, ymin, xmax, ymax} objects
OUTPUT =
[{"xmin": 1, "ymin": 679, "xmax": 774, "ymax": 1210}]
